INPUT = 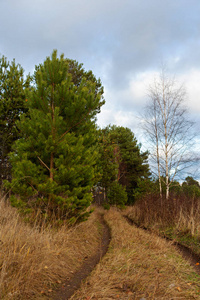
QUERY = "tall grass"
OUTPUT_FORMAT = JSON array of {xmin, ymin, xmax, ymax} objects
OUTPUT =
[
  {"xmin": 127, "ymin": 193, "xmax": 200, "ymax": 246},
  {"xmin": 0, "ymin": 197, "xmax": 101, "ymax": 299}
]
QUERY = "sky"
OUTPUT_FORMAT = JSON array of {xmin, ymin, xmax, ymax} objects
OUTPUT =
[{"xmin": 1, "ymin": 0, "xmax": 200, "ymax": 171}]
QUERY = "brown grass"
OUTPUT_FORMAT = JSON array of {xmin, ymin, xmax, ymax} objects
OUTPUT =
[
  {"xmin": 0, "ymin": 198, "xmax": 102, "ymax": 299},
  {"xmin": 72, "ymin": 208, "xmax": 200, "ymax": 299},
  {"xmin": 126, "ymin": 194, "xmax": 200, "ymax": 254}
]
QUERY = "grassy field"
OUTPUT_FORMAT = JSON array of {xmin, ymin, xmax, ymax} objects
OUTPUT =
[
  {"xmin": 126, "ymin": 194, "xmax": 200, "ymax": 256},
  {"xmin": 1, "ymin": 199, "xmax": 200, "ymax": 299},
  {"xmin": 0, "ymin": 198, "xmax": 102, "ymax": 299},
  {"xmin": 72, "ymin": 208, "xmax": 200, "ymax": 299}
]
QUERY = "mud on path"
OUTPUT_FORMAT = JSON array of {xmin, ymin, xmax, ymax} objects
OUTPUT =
[{"xmin": 52, "ymin": 214, "xmax": 111, "ymax": 300}]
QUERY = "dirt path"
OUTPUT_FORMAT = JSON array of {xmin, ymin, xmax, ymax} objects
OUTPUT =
[
  {"xmin": 71, "ymin": 209, "xmax": 200, "ymax": 299},
  {"xmin": 125, "ymin": 215, "xmax": 200, "ymax": 274},
  {"xmin": 52, "ymin": 214, "xmax": 111, "ymax": 300}
]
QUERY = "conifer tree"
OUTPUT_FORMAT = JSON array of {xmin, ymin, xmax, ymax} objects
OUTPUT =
[
  {"xmin": 98, "ymin": 126, "xmax": 150, "ymax": 204},
  {"xmin": 9, "ymin": 50, "xmax": 105, "ymax": 221},
  {"xmin": 108, "ymin": 126, "xmax": 150, "ymax": 203},
  {"xmin": 0, "ymin": 56, "xmax": 30, "ymax": 185}
]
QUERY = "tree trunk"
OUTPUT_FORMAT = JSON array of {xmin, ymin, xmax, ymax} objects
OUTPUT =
[
  {"xmin": 163, "ymin": 81, "xmax": 169, "ymax": 200},
  {"xmin": 50, "ymin": 83, "xmax": 55, "ymax": 182},
  {"xmin": 157, "ymin": 145, "xmax": 162, "ymax": 200},
  {"xmin": 154, "ymin": 100, "xmax": 162, "ymax": 200},
  {"xmin": 50, "ymin": 152, "xmax": 54, "ymax": 181}
]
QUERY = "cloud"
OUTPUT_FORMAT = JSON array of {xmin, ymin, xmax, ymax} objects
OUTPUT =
[
  {"xmin": 97, "ymin": 71, "xmax": 155, "ymax": 137},
  {"xmin": 1, "ymin": 0, "xmax": 200, "ymax": 76},
  {"xmin": 177, "ymin": 69, "xmax": 200, "ymax": 134},
  {"xmin": 1, "ymin": 0, "xmax": 200, "ymax": 142}
]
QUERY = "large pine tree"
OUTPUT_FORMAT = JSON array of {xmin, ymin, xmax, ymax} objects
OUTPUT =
[
  {"xmin": 98, "ymin": 126, "xmax": 150, "ymax": 204},
  {"xmin": 9, "ymin": 50, "xmax": 105, "ymax": 221},
  {"xmin": 0, "ymin": 56, "xmax": 30, "ymax": 185}
]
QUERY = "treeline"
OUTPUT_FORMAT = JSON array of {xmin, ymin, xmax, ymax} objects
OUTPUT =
[
  {"xmin": 0, "ymin": 50, "xmax": 149, "ymax": 223},
  {"xmin": 135, "ymin": 175, "xmax": 200, "ymax": 200}
]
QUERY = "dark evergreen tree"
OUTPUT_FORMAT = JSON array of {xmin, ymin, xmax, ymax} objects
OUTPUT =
[
  {"xmin": 182, "ymin": 176, "xmax": 200, "ymax": 188},
  {"xmin": 0, "ymin": 55, "xmax": 30, "ymax": 185},
  {"xmin": 98, "ymin": 125, "xmax": 150, "ymax": 204},
  {"xmin": 8, "ymin": 50, "xmax": 105, "ymax": 221},
  {"xmin": 181, "ymin": 176, "xmax": 200, "ymax": 199},
  {"xmin": 98, "ymin": 129, "xmax": 119, "ymax": 193}
]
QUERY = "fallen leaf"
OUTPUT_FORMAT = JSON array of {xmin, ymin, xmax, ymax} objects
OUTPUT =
[
  {"xmin": 118, "ymin": 283, "xmax": 123, "ymax": 289},
  {"xmin": 177, "ymin": 287, "xmax": 181, "ymax": 292},
  {"xmin": 187, "ymin": 282, "xmax": 192, "ymax": 285},
  {"xmin": 127, "ymin": 291, "xmax": 133, "ymax": 295},
  {"xmin": 44, "ymin": 266, "xmax": 48, "ymax": 269}
]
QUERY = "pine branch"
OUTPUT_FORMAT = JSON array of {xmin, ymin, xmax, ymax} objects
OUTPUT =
[
  {"xmin": 37, "ymin": 156, "xmax": 50, "ymax": 171},
  {"xmin": 58, "ymin": 108, "xmax": 91, "ymax": 143}
]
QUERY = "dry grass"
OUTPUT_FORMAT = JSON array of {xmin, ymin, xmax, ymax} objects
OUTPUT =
[
  {"xmin": 126, "ymin": 195, "xmax": 200, "ymax": 254},
  {"xmin": 72, "ymin": 208, "xmax": 200, "ymax": 299},
  {"xmin": 0, "ymin": 198, "xmax": 102, "ymax": 299},
  {"xmin": 126, "ymin": 195, "xmax": 200, "ymax": 238},
  {"xmin": 176, "ymin": 201, "xmax": 200, "ymax": 237}
]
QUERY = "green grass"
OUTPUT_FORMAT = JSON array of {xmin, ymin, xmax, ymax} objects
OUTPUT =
[{"xmin": 160, "ymin": 226, "xmax": 200, "ymax": 255}]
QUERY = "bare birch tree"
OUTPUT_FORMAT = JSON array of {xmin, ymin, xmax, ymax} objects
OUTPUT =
[
  {"xmin": 143, "ymin": 95, "xmax": 163, "ymax": 199},
  {"xmin": 143, "ymin": 68, "xmax": 196, "ymax": 200}
]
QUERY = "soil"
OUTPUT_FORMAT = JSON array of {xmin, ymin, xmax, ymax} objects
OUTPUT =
[
  {"xmin": 52, "ymin": 214, "xmax": 111, "ymax": 300},
  {"xmin": 124, "ymin": 215, "xmax": 200, "ymax": 274}
]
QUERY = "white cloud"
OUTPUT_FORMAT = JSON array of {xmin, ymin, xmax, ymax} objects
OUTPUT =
[
  {"xmin": 178, "ymin": 69, "xmax": 200, "ymax": 114},
  {"xmin": 1, "ymin": 0, "xmax": 200, "ymax": 151}
]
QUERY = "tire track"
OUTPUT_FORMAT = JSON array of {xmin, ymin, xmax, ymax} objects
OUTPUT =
[
  {"xmin": 124, "ymin": 215, "xmax": 200, "ymax": 274},
  {"xmin": 52, "ymin": 214, "xmax": 111, "ymax": 300}
]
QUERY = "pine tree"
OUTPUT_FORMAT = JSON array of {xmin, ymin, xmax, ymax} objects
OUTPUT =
[
  {"xmin": 98, "ymin": 129, "xmax": 119, "ymax": 193},
  {"xmin": 109, "ymin": 126, "xmax": 150, "ymax": 203},
  {"xmin": 0, "ymin": 56, "xmax": 30, "ymax": 185},
  {"xmin": 9, "ymin": 50, "xmax": 105, "ymax": 221},
  {"xmin": 98, "ymin": 126, "xmax": 150, "ymax": 204}
]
